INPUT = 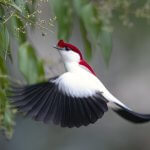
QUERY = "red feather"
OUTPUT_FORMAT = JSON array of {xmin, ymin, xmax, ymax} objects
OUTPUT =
[{"xmin": 79, "ymin": 60, "xmax": 96, "ymax": 76}]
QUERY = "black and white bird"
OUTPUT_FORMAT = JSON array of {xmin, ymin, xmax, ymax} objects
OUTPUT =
[{"xmin": 10, "ymin": 40, "xmax": 150, "ymax": 128}]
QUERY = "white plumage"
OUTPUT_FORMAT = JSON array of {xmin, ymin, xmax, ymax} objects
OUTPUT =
[
  {"xmin": 57, "ymin": 44, "xmax": 129, "ymax": 109},
  {"xmin": 10, "ymin": 40, "xmax": 150, "ymax": 127}
]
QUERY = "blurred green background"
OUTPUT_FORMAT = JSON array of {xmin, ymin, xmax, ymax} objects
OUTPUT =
[{"xmin": 1, "ymin": 0, "xmax": 150, "ymax": 150}]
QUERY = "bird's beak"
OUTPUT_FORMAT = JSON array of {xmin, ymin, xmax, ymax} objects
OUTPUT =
[{"xmin": 53, "ymin": 46, "xmax": 62, "ymax": 51}]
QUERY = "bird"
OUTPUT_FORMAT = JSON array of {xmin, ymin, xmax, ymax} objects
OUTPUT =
[{"xmin": 9, "ymin": 40, "xmax": 150, "ymax": 128}]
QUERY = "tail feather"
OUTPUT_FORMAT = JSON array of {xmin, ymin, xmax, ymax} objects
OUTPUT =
[{"xmin": 111, "ymin": 102, "xmax": 150, "ymax": 123}]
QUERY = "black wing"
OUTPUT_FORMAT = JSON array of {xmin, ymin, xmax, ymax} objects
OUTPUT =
[{"xmin": 8, "ymin": 77, "xmax": 108, "ymax": 128}]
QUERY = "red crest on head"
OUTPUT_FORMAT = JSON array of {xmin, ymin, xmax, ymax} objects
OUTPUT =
[
  {"xmin": 57, "ymin": 40, "xmax": 83, "ymax": 60},
  {"xmin": 57, "ymin": 40, "xmax": 65, "ymax": 48}
]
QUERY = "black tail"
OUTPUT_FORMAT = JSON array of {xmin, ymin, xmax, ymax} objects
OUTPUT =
[{"xmin": 112, "ymin": 103, "xmax": 150, "ymax": 123}]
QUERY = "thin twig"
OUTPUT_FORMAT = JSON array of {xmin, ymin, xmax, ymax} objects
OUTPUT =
[
  {"xmin": 16, "ymin": 12, "xmax": 54, "ymax": 33},
  {"xmin": 3, "ymin": 11, "xmax": 15, "ymax": 24},
  {"xmin": 0, "ymin": 1, "xmax": 54, "ymax": 33}
]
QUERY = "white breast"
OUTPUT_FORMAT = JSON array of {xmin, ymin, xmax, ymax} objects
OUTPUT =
[{"xmin": 54, "ymin": 70, "xmax": 102, "ymax": 98}]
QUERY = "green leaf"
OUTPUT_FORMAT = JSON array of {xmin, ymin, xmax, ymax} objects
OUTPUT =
[
  {"xmin": 98, "ymin": 30, "xmax": 112, "ymax": 66},
  {"xmin": 73, "ymin": 0, "xmax": 89, "ymax": 16},
  {"xmin": 9, "ymin": 2, "xmax": 22, "ymax": 13},
  {"xmin": 0, "ymin": 24, "xmax": 10, "ymax": 59},
  {"xmin": 80, "ymin": 3, "xmax": 101, "ymax": 42},
  {"xmin": 37, "ymin": 59, "xmax": 45, "ymax": 79},
  {"xmin": 13, "ymin": 16, "xmax": 27, "ymax": 44},
  {"xmin": 50, "ymin": 0, "xmax": 73, "ymax": 41},
  {"xmin": 14, "ymin": 0, "xmax": 31, "ymax": 15},
  {"xmin": 73, "ymin": 0, "xmax": 92, "ymax": 61},
  {"xmin": 18, "ymin": 42, "xmax": 45, "ymax": 84},
  {"xmin": 0, "ymin": 56, "xmax": 7, "ymax": 74},
  {"xmin": 79, "ymin": 19, "xmax": 92, "ymax": 61},
  {"xmin": 0, "ymin": 88, "xmax": 14, "ymax": 139},
  {"xmin": 10, "ymin": 15, "xmax": 27, "ymax": 44},
  {"xmin": 0, "ymin": 56, "xmax": 8, "ymax": 88},
  {"xmin": 14, "ymin": 0, "xmax": 26, "ymax": 9},
  {"xmin": 74, "ymin": 1, "xmax": 112, "ymax": 65}
]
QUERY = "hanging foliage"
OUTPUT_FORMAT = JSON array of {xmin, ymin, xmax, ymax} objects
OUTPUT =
[{"xmin": 1, "ymin": 0, "xmax": 150, "ymax": 139}]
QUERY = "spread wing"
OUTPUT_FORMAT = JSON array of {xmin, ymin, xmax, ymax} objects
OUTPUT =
[{"xmin": 9, "ymin": 75, "xmax": 108, "ymax": 128}]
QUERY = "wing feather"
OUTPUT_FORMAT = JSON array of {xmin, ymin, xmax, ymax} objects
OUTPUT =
[{"xmin": 9, "ymin": 75, "xmax": 108, "ymax": 128}]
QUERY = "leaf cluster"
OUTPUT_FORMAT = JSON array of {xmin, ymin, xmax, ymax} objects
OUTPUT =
[
  {"xmin": 51, "ymin": 0, "xmax": 112, "ymax": 63},
  {"xmin": 0, "ymin": 0, "xmax": 45, "ymax": 138},
  {"xmin": 0, "ymin": 0, "xmax": 150, "ymax": 139}
]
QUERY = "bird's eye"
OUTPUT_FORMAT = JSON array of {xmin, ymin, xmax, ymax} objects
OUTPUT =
[{"xmin": 65, "ymin": 47, "xmax": 69, "ymax": 51}]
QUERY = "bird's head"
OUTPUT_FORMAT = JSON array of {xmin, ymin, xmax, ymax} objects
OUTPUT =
[
  {"xmin": 54, "ymin": 40, "xmax": 96, "ymax": 76},
  {"xmin": 54, "ymin": 40, "xmax": 83, "ymax": 63}
]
